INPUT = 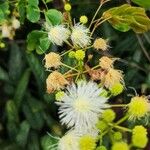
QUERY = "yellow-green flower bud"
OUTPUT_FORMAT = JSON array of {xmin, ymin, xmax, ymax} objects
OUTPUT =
[
  {"xmin": 64, "ymin": 3, "xmax": 71, "ymax": 11},
  {"xmin": 132, "ymin": 125, "xmax": 148, "ymax": 148},
  {"xmin": 79, "ymin": 135, "xmax": 96, "ymax": 150},
  {"xmin": 0, "ymin": 42, "xmax": 5, "ymax": 48},
  {"xmin": 99, "ymin": 89, "xmax": 108, "ymax": 97},
  {"xmin": 75, "ymin": 50, "xmax": 85, "ymax": 60},
  {"xmin": 55, "ymin": 91, "xmax": 65, "ymax": 101},
  {"xmin": 80, "ymin": 15, "xmax": 88, "ymax": 24},
  {"xmin": 111, "ymin": 142, "xmax": 129, "ymax": 150},
  {"xmin": 68, "ymin": 51, "xmax": 75, "ymax": 58},
  {"xmin": 113, "ymin": 132, "xmax": 122, "ymax": 141},
  {"xmin": 96, "ymin": 120, "xmax": 108, "ymax": 132},
  {"xmin": 101, "ymin": 109, "xmax": 116, "ymax": 122},
  {"xmin": 110, "ymin": 83, "xmax": 124, "ymax": 96}
]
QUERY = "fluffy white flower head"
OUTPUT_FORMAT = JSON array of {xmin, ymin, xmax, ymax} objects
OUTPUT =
[
  {"xmin": 57, "ymin": 81, "xmax": 109, "ymax": 132},
  {"xmin": 48, "ymin": 25, "xmax": 70, "ymax": 46},
  {"xmin": 58, "ymin": 130, "xmax": 80, "ymax": 150},
  {"xmin": 12, "ymin": 17, "xmax": 20, "ymax": 29},
  {"xmin": 71, "ymin": 24, "xmax": 91, "ymax": 48}
]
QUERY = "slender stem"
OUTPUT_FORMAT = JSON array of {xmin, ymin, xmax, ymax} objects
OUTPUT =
[
  {"xmin": 89, "ymin": 3, "xmax": 103, "ymax": 29},
  {"xmin": 110, "ymin": 104, "xmax": 127, "ymax": 108},
  {"xmin": 61, "ymin": 63, "xmax": 79, "ymax": 72},
  {"xmin": 136, "ymin": 34, "xmax": 150, "ymax": 63},
  {"xmin": 144, "ymin": 33, "xmax": 150, "ymax": 44},
  {"xmin": 115, "ymin": 115, "xmax": 129, "ymax": 125},
  {"xmin": 108, "ymin": 123, "xmax": 132, "ymax": 132},
  {"xmin": 90, "ymin": 18, "xmax": 111, "ymax": 36},
  {"xmin": 91, "ymin": 65, "xmax": 100, "ymax": 70},
  {"xmin": 65, "ymin": 41, "xmax": 74, "ymax": 48},
  {"xmin": 41, "ymin": 0, "xmax": 48, "ymax": 10},
  {"xmin": 61, "ymin": 49, "xmax": 74, "ymax": 56}
]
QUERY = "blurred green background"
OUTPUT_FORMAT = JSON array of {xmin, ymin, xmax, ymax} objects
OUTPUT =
[{"xmin": 0, "ymin": 0, "xmax": 150, "ymax": 149}]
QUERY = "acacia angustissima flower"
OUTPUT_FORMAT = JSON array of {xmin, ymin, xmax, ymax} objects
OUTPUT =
[
  {"xmin": 48, "ymin": 25, "xmax": 70, "ymax": 46},
  {"xmin": 56, "ymin": 81, "xmax": 109, "ymax": 133}
]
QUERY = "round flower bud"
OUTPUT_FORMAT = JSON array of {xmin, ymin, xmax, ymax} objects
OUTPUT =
[
  {"xmin": 55, "ymin": 91, "xmax": 65, "ymax": 101},
  {"xmin": 132, "ymin": 125, "xmax": 148, "ymax": 148},
  {"xmin": 0, "ymin": 42, "xmax": 5, "ymax": 48},
  {"xmin": 80, "ymin": 15, "xmax": 88, "ymax": 24},
  {"xmin": 101, "ymin": 109, "xmax": 116, "ymax": 122},
  {"xmin": 128, "ymin": 96, "xmax": 149, "ymax": 120},
  {"xmin": 68, "ymin": 51, "xmax": 75, "ymax": 58},
  {"xmin": 99, "ymin": 89, "xmax": 108, "ymax": 97},
  {"xmin": 113, "ymin": 132, "xmax": 122, "ymax": 141},
  {"xmin": 75, "ymin": 50, "xmax": 85, "ymax": 60},
  {"xmin": 79, "ymin": 135, "xmax": 96, "ymax": 150},
  {"xmin": 64, "ymin": 3, "xmax": 72, "ymax": 11},
  {"xmin": 110, "ymin": 83, "xmax": 124, "ymax": 96},
  {"xmin": 111, "ymin": 142, "xmax": 129, "ymax": 150},
  {"xmin": 96, "ymin": 120, "xmax": 108, "ymax": 132},
  {"xmin": 96, "ymin": 146, "xmax": 107, "ymax": 150}
]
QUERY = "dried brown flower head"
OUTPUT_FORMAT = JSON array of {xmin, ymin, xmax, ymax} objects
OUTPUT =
[
  {"xmin": 46, "ymin": 71, "xmax": 68, "ymax": 93},
  {"xmin": 44, "ymin": 52, "xmax": 61, "ymax": 69}
]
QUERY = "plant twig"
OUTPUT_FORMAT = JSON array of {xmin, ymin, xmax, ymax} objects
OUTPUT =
[{"xmin": 136, "ymin": 34, "xmax": 150, "ymax": 63}]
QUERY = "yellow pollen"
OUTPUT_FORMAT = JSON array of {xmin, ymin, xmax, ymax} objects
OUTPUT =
[{"xmin": 74, "ymin": 99, "xmax": 90, "ymax": 112}]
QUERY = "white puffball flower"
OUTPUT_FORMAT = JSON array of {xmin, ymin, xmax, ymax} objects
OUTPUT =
[
  {"xmin": 1, "ymin": 23, "xmax": 12, "ymax": 38},
  {"xmin": 71, "ymin": 24, "xmax": 91, "ymax": 48},
  {"xmin": 56, "ymin": 81, "xmax": 109, "ymax": 133},
  {"xmin": 48, "ymin": 25, "xmax": 71, "ymax": 46},
  {"xmin": 12, "ymin": 17, "xmax": 20, "ymax": 29},
  {"xmin": 58, "ymin": 130, "xmax": 80, "ymax": 150}
]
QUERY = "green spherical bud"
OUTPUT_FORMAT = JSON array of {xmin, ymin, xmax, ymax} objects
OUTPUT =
[
  {"xmin": 68, "ymin": 51, "xmax": 75, "ymax": 58},
  {"xmin": 75, "ymin": 50, "xmax": 85, "ymax": 61},
  {"xmin": 132, "ymin": 125, "xmax": 148, "ymax": 148},
  {"xmin": 96, "ymin": 146, "xmax": 107, "ymax": 150},
  {"xmin": 110, "ymin": 83, "xmax": 124, "ymax": 96},
  {"xmin": 111, "ymin": 142, "xmax": 129, "ymax": 150},
  {"xmin": 80, "ymin": 15, "xmax": 88, "ymax": 24},
  {"xmin": 113, "ymin": 132, "xmax": 122, "ymax": 141},
  {"xmin": 0, "ymin": 42, "xmax": 5, "ymax": 48},
  {"xmin": 55, "ymin": 91, "xmax": 65, "ymax": 101},
  {"xmin": 100, "ymin": 89, "xmax": 108, "ymax": 97},
  {"xmin": 64, "ymin": 3, "xmax": 72, "ymax": 11},
  {"xmin": 96, "ymin": 120, "xmax": 108, "ymax": 132},
  {"xmin": 101, "ymin": 109, "xmax": 116, "ymax": 122}
]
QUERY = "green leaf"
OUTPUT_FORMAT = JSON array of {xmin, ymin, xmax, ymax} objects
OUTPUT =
[
  {"xmin": 6, "ymin": 100, "xmax": 19, "ymax": 123},
  {"xmin": 8, "ymin": 43, "xmax": 24, "ymax": 82},
  {"xmin": 22, "ymin": 94, "xmax": 45, "ymax": 130},
  {"xmin": 132, "ymin": 0, "xmax": 150, "ymax": 9},
  {"xmin": 27, "ymin": 5, "xmax": 40, "ymax": 23},
  {"xmin": 27, "ymin": 131, "xmax": 40, "ymax": 150},
  {"xmin": 36, "ymin": 37, "xmax": 51, "ymax": 54},
  {"xmin": 0, "ymin": 66, "xmax": 9, "ymax": 82},
  {"xmin": 16, "ymin": 121, "xmax": 30, "ymax": 147},
  {"xmin": 0, "ymin": 9, "xmax": 5, "ymax": 23},
  {"xmin": 103, "ymin": 4, "xmax": 150, "ymax": 33},
  {"xmin": 28, "ymin": 0, "xmax": 39, "ymax": 6},
  {"xmin": 6, "ymin": 100, "xmax": 19, "ymax": 140},
  {"xmin": 27, "ymin": 30, "xmax": 47, "ymax": 52},
  {"xmin": 14, "ymin": 69, "xmax": 31, "ymax": 109},
  {"xmin": 45, "ymin": 9, "xmax": 63, "ymax": 25},
  {"xmin": 41, "ymin": 135, "xmax": 58, "ymax": 150},
  {"xmin": 26, "ymin": 53, "xmax": 46, "ymax": 94},
  {"xmin": 0, "ymin": 1, "xmax": 9, "ymax": 23},
  {"xmin": 18, "ymin": 0, "xmax": 26, "ymax": 24}
]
